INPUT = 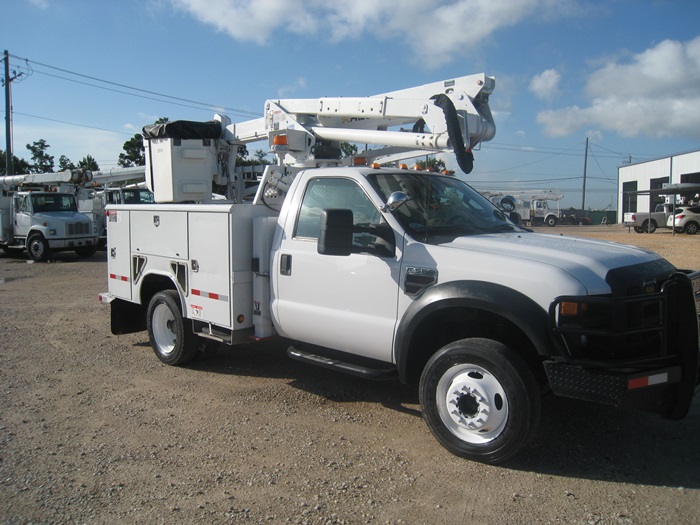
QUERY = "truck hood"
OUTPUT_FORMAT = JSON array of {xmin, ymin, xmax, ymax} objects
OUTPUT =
[
  {"xmin": 440, "ymin": 231, "xmax": 669, "ymax": 295},
  {"xmin": 34, "ymin": 211, "xmax": 90, "ymax": 222}
]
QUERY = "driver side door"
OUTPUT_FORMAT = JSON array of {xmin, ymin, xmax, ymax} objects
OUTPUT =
[{"xmin": 273, "ymin": 177, "xmax": 401, "ymax": 362}]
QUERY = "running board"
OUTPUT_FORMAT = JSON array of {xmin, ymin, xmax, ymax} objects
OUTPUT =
[{"xmin": 287, "ymin": 346, "xmax": 397, "ymax": 380}]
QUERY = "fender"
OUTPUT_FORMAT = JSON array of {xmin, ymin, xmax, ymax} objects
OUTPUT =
[{"xmin": 394, "ymin": 280, "xmax": 559, "ymax": 383}]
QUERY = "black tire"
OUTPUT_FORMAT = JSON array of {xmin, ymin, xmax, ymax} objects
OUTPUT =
[
  {"xmin": 75, "ymin": 245, "xmax": 98, "ymax": 258},
  {"xmin": 633, "ymin": 226, "xmax": 643, "ymax": 233},
  {"xmin": 419, "ymin": 338, "xmax": 541, "ymax": 464},
  {"xmin": 27, "ymin": 234, "xmax": 50, "ymax": 262},
  {"xmin": 545, "ymin": 216, "xmax": 557, "ymax": 227},
  {"xmin": 146, "ymin": 290, "xmax": 197, "ymax": 365},
  {"xmin": 642, "ymin": 220, "xmax": 657, "ymax": 233},
  {"xmin": 684, "ymin": 222, "xmax": 698, "ymax": 235}
]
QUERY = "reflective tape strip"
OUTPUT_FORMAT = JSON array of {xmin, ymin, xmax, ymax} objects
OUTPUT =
[
  {"xmin": 191, "ymin": 288, "xmax": 228, "ymax": 302},
  {"xmin": 628, "ymin": 372, "xmax": 668, "ymax": 390},
  {"xmin": 109, "ymin": 273, "xmax": 129, "ymax": 283}
]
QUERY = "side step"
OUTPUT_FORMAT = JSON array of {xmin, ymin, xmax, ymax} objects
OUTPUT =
[{"xmin": 287, "ymin": 346, "xmax": 397, "ymax": 380}]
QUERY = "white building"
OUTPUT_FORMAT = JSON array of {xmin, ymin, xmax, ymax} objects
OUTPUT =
[{"xmin": 618, "ymin": 149, "xmax": 700, "ymax": 217}]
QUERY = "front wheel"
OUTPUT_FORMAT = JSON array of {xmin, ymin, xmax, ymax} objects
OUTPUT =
[
  {"xmin": 27, "ymin": 234, "xmax": 50, "ymax": 262},
  {"xmin": 419, "ymin": 338, "xmax": 541, "ymax": 464},
  {"xmin": 146, "ymin": 290, "xmax": 197, "ymax": 365},
  {"xmin": 545, "ymin": 216, "xmax": 557, "ymax": 227}
]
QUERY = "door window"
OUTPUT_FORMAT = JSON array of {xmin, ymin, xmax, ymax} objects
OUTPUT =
[{"xmin": 294, "ymin": 177, "xmax": 393, "ymax": 256}]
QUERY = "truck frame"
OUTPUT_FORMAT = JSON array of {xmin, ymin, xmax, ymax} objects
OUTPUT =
[{"xmin": 99, "ymin": 74, "xmax": 700, "ymax": 463}]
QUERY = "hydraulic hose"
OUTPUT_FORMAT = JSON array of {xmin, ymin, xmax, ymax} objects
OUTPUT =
[{"xmin": 430, "ymin": 94, "xmax": 474, "ymax": 175}]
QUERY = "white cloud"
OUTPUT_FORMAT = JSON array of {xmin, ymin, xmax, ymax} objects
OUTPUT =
[
  {"xmin": 171, "ymin": 0, "xmax": 575, "ymax": 67},
  {"xmin": 529, "ymin": 69, "xmax": 561, "ymax": 102},
  {"xmin": 537, "ymin": 36, "xmax": 700, "ymax": 139},
  {"xmin": 27, "ymin": 0, "xmax": 50, "ymax": 9},
  {"xmin": 276, "ymin": 77, "xmax": 307, "ymax": 98}
]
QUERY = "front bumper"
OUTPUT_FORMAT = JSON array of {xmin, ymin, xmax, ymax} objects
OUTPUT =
[
  {"xmin": 546, "ymin": 270, "xmax": 700, "ymax": 419},
  {"xmin": 47, "ymin": 236, "xmax": 98, "ymax": 249}
]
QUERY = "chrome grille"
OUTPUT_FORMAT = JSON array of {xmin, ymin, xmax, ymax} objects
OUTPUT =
[{"xmin": 67, "ymin": 222, "xmax": 91, "ymax": 236}]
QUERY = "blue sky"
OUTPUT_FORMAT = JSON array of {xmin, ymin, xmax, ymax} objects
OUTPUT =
[{"xmin": 2, "ymin": 0, "xmax": 699, "ymax": 209}]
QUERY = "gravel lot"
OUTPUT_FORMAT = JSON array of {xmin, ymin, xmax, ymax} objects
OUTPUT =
[{"xmin": 1, "ymin": 224, "xmax": 698, "ymax": 524}]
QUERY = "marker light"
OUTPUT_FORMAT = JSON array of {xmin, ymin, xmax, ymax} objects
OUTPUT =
[{"xmin": 272, "ymin": 134, "xmax": 288, "ymax": 146}]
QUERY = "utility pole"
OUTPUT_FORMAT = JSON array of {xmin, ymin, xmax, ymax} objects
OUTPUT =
[
  {"xmin": 581, "ymin": 137, "xmax": 588, "ymax": 218},
  {"xmin": 3, "ymin": 50, "xmax": 23, "ymax": 176}
]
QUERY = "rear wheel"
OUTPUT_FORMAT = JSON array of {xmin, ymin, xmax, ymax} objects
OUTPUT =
[
  {"xmin": 27, "ymin": 234, "xmax": 50, "ymax": 262},
  {"xmin": 419, "ymin": 338, "xmax": 540, "ymax": 464},
  {"xmin": 684, "ymin": 222, "xmax": 698, "ymax": 235},
  {"xmin": 642, "ymin": 220, "xmax": 657, "ymax": 233},
  {"xmin": 147, "ymin": 290, "xmax": 197, "ymax": 365}
]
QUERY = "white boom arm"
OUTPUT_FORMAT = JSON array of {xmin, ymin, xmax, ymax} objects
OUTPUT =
[
  {"xmin": 143, "ymin": 74, "xmax": 496, "ymax": 204},
  {"xmin": 1, "ymin": 166, "xmax": 146, "ymax": 190},
  {"xmin": 226, "ymin": 73, "xmax": 496, "ymax": 174},
  {"xmin": 0, "ymin": 169, "xmax": 93, "ymax": 189}
]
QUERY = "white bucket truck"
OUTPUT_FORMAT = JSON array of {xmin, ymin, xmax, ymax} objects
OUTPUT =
[
  {"xmin": 1, "ymin": 170, "xmax": 99, "ymax": 261},
  {"xmin": 99, "ymin": 74, "xmax": 700, "ymax": 463}
]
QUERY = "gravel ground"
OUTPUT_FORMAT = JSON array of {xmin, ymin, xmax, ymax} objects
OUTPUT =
[{"xmin": 0, "ymin": 224, "xmax": 698, "ymax": 525}]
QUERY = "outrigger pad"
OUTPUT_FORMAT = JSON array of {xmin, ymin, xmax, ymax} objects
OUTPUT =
[{"xmin": 142, "ymin": 120, "xmax": 222, "ymax": 140}]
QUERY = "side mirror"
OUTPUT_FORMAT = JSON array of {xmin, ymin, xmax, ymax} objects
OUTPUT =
[
  {"xmin": 318, "ymin": 209, "xmax": 354, "ymax": 256},
  {"xmin": 381, "ymin": 191, "xmax": 410, "ymax": 212}
]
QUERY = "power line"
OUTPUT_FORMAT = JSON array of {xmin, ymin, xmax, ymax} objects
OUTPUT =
[
  {"xmin": 13, "ymin": 111, "xmax": 133, "ymax": 135},
  {"xmin": 10, "ymin": 52, "xmax": 261, "ymax": 119}
]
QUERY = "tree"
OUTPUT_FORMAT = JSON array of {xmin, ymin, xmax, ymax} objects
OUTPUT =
[
  {"xmin": 254, "ymin": 149, "xmax": 271, "ymax": 164},
  {"xmin": 340, "ymin": 142, "xmax": 358, "ymax": 158},
  {"xmin": 118, "ymin": 133, "xmax": 145, "ymax": 167},
  {"xmin": 416, "ymin": 156, "xmax": 451, "ymax": 174},
  {"xmin": 78, "ymin": 155, "xmax": 99, "ymax": 171},
  {"xmin": 58, "ymin": 155, "xmax": 76, "ymax": 171},
  {"xmin": 0, "ymin": 150, "xmax": 31, "ymax": 175},
  {"xmin": 26, "ymin": 139, "xmax": 55, "ymax": 173}
]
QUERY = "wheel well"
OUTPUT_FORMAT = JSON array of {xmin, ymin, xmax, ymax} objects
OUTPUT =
[
  {"xmin": 402, "ymin": 307, "xmax": 544, "ymax": 385},
  {"xmin": 139, "ymin": 274, "xmax": 178, "ymax": 310}
]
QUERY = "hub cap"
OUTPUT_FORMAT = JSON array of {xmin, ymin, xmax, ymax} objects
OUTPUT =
[
  {"xmin": 152, "ymin": 303, "xmax": 176, "ymax": 355},
  {"xmin": 436, "ymin": 364, "xmax": 508, "ymax": 444}
]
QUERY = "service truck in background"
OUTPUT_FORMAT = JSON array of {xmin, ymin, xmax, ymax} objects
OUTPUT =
[
  {"xmin": 0, "ymin": 170, "xmax": 98, "ymax": 261},
  {"xmin": 99, "ymin": 74, "xmax": 700, "ymax": 463}
]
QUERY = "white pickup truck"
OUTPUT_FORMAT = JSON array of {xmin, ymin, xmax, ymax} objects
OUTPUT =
[
  {"xmin": 99, "ymin": 75, "xmax": 700, "ymax": 463},
  {"xmin": 100, "ymin": 163, "xmax": 700, "ymax": 464},
  {"xmin": 624, "ymin": 203, "xmax": 675, "ymax": 233}
]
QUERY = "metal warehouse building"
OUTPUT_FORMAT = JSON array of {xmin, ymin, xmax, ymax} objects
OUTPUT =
[{"xmin": 618, "ymin": 149, "xmax": 700, "ymax": 219}]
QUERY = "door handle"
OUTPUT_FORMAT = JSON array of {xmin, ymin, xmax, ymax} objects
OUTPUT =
[{"xmin": 280, "ymin": 254, "xmax": 292, "ymax": 276}]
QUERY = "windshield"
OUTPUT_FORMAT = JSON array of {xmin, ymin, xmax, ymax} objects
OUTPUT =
[
  {"xmin": 368, "ymin": 172, "xmax": 522, "ymax": 242},
  {"xmin": 31, "ymin": 194, "xmax": 78, "ymax": 212},
  {"xmin": 122, "ymin": 189, "xmax": 155, "ymax": 204}
]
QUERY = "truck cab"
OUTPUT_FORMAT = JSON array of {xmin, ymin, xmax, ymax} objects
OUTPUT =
[{"xmin": 0, "ymin": 191, "xmax": 98, "ymax": 261}]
